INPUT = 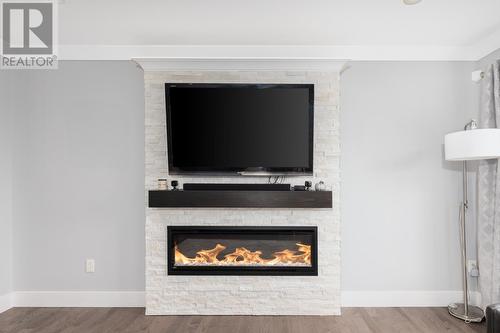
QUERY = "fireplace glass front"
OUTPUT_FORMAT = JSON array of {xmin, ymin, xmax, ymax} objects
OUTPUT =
[{"xmin": 167, "ymin": 226, "xmax": 318, "ymax": 276}]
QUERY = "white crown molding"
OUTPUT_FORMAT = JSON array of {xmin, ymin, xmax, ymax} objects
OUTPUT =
[
  {"xmin": 58, "ymin": 44, "xmax": 487, "ymax": 62},
  {"xmin": 132, "ymin": 57, "xmax": 349, "ymax": 72},
  {"xmin": 468, "ymin": 29, "xmax": 500, "ymax": 62}
]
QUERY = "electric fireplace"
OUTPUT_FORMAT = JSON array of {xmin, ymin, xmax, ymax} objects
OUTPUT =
[{"xmin": 167, "ymin": 226, "xmax": 318, "ymax": 276}]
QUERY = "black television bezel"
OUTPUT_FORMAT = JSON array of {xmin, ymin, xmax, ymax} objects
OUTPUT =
[{"xmin": 165, "ymin": 83, "xmax": 314, "ymax": 176}]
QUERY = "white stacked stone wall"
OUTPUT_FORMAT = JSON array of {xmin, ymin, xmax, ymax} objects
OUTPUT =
[{"xmin": 145, "ymin": 70, "xmax": 341, "ymax": 315}]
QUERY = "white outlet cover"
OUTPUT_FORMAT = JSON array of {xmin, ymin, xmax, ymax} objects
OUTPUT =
[
  {"xmin": 85, "ymin": 259, "xmax": 95, "ymax": 273},
  {"xmin": 467, "ymin": 260, "xmax": 479, "ymax": 277}
]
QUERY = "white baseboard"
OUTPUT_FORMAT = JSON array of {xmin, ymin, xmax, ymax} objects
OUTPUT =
[
  {"xmin": 341, "ymin": 290, "xmax": 482, "ymax": 307},
  {"xmin": 1, "ymin": 290, "xmax": 480, "ymax": 310},
  {"xmin": 0, "ymin": 293, "xmax": 13, "ymax": 314},
  {"xmin": 13, "ymin": 291, "xmax": 145, "ymax": 308}
]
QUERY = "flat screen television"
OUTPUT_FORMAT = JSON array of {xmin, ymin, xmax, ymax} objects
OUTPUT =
[{"xmin": 165, "ymin": 83, "xmax": 314, "ymax": 175}]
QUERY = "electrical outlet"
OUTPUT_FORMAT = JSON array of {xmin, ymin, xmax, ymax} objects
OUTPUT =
[
  {"xmin": 467, "ymin": 260, "xmax": 479, "ymax": 277},
  {"xmin": 85, "ymin": 259, "xmax": 95, "ymax": 273}
]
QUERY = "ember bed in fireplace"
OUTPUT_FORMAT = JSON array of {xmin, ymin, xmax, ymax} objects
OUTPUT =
[{"xmin": 167, "ymin": 226, "xmax": 318, "ymax": 276}]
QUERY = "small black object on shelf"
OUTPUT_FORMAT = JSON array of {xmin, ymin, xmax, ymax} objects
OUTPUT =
[
  {"xmin": 305, "ymin": 181, "xmax": 312, "ymax": 191},
  {"xmin": 171, "ymin": 180, "xmax": 179, "ymax": 191}
]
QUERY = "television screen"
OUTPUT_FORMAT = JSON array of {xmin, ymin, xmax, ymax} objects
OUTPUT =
[{"xmin": 165, "ymin": 83, "xmax": 314, "ymax": 175}]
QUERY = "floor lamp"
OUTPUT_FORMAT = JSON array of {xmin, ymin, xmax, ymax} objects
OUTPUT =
[{"xmin": 444, "ymin": 119, "xmax": 500, "ymax": 323}]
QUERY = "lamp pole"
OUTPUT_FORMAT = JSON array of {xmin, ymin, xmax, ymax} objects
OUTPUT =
[
  {"xmin": 460, "ymin": 120, "xmax": 476, "ymax": 317},
  {"xmin": 461, "ymin": 159, "xmax": 469, "ymax": 317}
]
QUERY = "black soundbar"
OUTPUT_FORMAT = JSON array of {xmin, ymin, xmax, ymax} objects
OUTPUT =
[{"xmin": 183, "ymin": 183, "xmax": 291, "ymax": 191}]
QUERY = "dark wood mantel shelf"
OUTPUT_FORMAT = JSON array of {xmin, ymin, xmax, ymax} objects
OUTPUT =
[{"xmin": 148, "ymin": 190, "xmax": 332, "ymax": 208}]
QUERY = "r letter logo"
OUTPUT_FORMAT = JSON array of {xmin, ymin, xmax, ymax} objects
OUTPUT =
[{"xmin": 1, "ymin": 0, "xmax": 57, "ymax": 69}]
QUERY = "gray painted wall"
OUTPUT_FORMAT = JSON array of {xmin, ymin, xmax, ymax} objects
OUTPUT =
[
  {"xmin": 341, "ymin": 62, "xmax": 477, "ymax": 291},
  {"xmin": 9, "ymin": 61, "xmax": 145, "ymax": 291},
  {"xmin": 0, "ymin": 72, "xmax": 14, "ymax": 296},
  {"xmin": 3, "ymin": 59, "xmax": 481, "ymax": 294}
]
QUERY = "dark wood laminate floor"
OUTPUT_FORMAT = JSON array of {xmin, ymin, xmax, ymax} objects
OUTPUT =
[{"xmin": 0, "ymin": 307, "xmax": 487, "ymax": 333}]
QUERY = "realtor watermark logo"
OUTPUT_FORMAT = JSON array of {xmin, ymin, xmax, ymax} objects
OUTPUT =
[{"xmin": 1, "ymin": 0, "xmax": 57, "ymax": 69}]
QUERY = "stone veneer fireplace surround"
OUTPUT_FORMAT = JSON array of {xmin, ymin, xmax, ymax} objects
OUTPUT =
[{"xmin": 139, "ymin": 58, "xmax": 344, "ymax": 315}]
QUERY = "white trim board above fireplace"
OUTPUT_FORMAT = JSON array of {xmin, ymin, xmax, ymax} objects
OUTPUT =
[{"xmin": 133, "ymin": 57, "xmax": 349, "ymax": 72}]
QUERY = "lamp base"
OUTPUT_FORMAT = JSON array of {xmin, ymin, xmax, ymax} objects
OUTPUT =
[{"xmin": 448, "ymin": 303, "xmax": 484, "ymax": 323}]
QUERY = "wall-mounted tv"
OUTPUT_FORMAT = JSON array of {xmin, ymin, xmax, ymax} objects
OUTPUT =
[{"xmin": 165, "ymin": 83, "xmax": 314, "ymax": 176}]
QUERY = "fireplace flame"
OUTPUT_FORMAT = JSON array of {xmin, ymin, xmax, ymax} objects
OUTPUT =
[{"xmin": 175, "ymin": 243, "xmax": 311, "ymax": 266}]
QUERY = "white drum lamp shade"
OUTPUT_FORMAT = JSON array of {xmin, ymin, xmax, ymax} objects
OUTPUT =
[{"xmin": 445, "ymin": 129, "xmax": 500, "ymax": 161}]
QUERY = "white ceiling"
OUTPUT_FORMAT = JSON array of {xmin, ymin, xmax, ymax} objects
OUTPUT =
[{"xmin": 58, "ymin": 0, "xmax": 500, "ymax": 60}]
